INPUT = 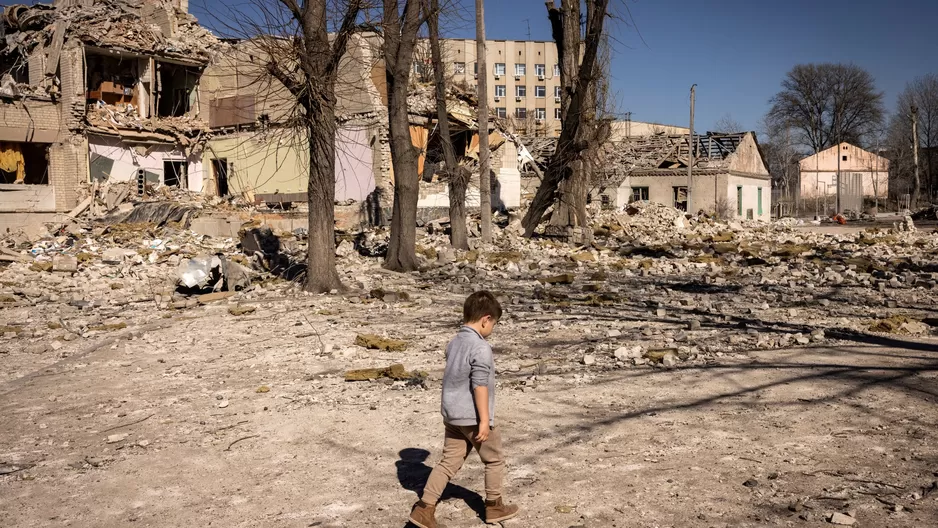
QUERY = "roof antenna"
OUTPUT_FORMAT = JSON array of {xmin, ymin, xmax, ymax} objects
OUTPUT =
[{"xmin": 523, "ymin": 19, "xmax": 531, "ymax": 39}]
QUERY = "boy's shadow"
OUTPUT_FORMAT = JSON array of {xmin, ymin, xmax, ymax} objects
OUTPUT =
[{"xmin": 397, "ymin": 448, "xmax": 485, "ymax": 526}]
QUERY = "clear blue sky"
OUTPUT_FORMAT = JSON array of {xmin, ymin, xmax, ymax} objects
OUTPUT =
[{"xmin": 193, "ymin": 0, "xmax": 938, "ymax": 134}]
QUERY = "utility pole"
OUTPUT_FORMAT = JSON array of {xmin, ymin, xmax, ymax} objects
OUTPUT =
[
  {"xmin": 476, "ymin": 0, "xmax": 492, "ymax": 242},
  {"xmin": 687, "ymin": 84, "xmax": 695, "ymax": 213},
  {"xmin": 836, "ymin": 140, "xmax": 841, "ymax": 214},
  {"xmin": 912, "ymin": 105, "xmax": 921, "ymax": 210}
]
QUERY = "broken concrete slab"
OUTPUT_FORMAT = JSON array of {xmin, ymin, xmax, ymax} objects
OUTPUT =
[
  {"xmin": 51, "ymin": 254, "xmax": 77, "ymax": 273},
  {"xmin": 354, "ymin": 334, "xmax": 407, "ymax": 351}
]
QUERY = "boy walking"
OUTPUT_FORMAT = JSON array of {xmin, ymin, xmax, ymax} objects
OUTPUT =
[{"xmin": 409, "ymin": 291, "xmax": 520, "ymax": 527}]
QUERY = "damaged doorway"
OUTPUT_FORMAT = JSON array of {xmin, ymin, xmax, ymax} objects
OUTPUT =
[
  {"xmin": 673, "ymin": 186, "xmax": 687, "ymax": 211},
  {"xmin": 212, "ymin": 158, "xmax": 229, "ymax": 197},
  {"xmin": 163, "ymin": 160, "xmax": 187, "ymax": 188}
]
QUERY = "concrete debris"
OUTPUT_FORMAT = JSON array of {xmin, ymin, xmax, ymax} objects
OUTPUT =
[
  {"xmin": 828, "ymin": 512, "xmax": 856, "ymax": 525},
  {"xmin": 344, "ymin": 364, "xmax": 423, "ymax": 382},
  {"xmin": 354, "ymin": 334, "xmax": 407, "ymax": 352}
]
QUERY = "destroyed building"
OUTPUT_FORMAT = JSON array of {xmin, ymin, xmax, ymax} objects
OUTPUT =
[
  {"xmin": 199, "ymin": 32, "xmax": 391, "ymax": 216},
  {"xmin": 519, "ymin": 131, "xmax": 773, "ymax": 220},
  {"xmin": 0, "ymin": 0, "xmax": 221, "ymax": 226}
]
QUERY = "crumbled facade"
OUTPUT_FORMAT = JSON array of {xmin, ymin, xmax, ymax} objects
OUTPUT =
[
  {"xmin": 0, "ymin": 0, "xmax": 221, "ymax": 216},
  {"xmin": 519, "ymin": 132, "xmax": 772, "ymax": 221}
]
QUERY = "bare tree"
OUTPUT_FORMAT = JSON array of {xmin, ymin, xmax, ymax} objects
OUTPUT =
[
  {"xmin": 767, "ymin": 63, "xmax": 885, "ymax": 153},
  {"xmin": 426, "ymin": 0, "xmax": 470, "ymax": 249},
  {"xmin": 886, "ymin": 74, "xmax": 938, "ymax": 207},
  {"xmin": 521, "ymin": 0, "xmax": 611, "ymax": 238},
  {"xmin": 210, "ymin": 0, "xmax": 364, "ymax": 293},
  {"xmin": 759, "ymin": 117, "xmax": 804, "ymax": 212},
  {"xmin": 713, "ymin": 114, "xmax": 744, "ymax": 134},
  {"xmin": 383, "ymin": 0, "xmax": 425, "ymax": 271}
]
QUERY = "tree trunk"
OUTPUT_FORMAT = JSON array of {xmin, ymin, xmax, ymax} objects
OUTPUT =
[
  {"xmin": 305, "ymin": 117, "xmax": 344, "ymax": 292},
  {"xmin": 428, "ymin": 0, "xmax": 469, "ymax": 250},
  {"xmin": 476, "ymin": 0, "xmax": 492, "ymax": 242},
  {"xmin": 448, "ymin": 167, "xmax": 470, "ymax": 249},
  {"xmin": 383, "ymin": 0, "xmax": 423, "ymax": 272},
  {"xmin": 521, "ymin": 0, "xmax": 609, "ymax": 237},
  {"xmin": 912, "ymin": 105, "xmax": 921, "ymax": 209}
]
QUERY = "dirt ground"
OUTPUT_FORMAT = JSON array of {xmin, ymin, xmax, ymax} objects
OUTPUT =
[{"xmin": 2, "ymin": 272, "xmax": 938, "ymax": 528}]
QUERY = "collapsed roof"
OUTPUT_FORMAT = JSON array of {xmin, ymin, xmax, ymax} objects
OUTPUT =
[
  {"xmin": 2, "ymin": 0, "xmax": 222, "ymax": 64},
  {"xmin": 518, "ymin": 132, "xmax": 764, "ymax": 185}
]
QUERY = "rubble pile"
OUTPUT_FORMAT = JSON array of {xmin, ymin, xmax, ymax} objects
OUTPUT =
[
  {"xmin": 0, "ymin": 193, "xmax": 936, "ymax": 377},
  {"xmin": 4, "ymin": 0, "xmax": 223, "ymax": 63}
]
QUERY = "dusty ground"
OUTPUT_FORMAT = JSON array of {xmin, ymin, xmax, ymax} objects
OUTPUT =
[{"xmin": 2, "ymin": 263, "xmax": 938, "ymax": 527}]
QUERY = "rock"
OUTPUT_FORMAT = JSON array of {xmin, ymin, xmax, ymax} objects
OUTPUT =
[
  {"xmin": 218, "ymin": 400, "xmax": 230, "ymax": 408},
  {"xmin": 228, "ymin": 305, "xmax": 256, "ymax": 316},
  {"xmin": 661, "ymin": 352, "xmax": 679, "ymax": 367},
  {"xmin": 607, "ymin": 329, "xmax": 621, "ymax": 338},
  {"xmin": 335, "ymin": 240, "xmax": 355, "ymax": 258},
  {"xmin": 582, "ymin": 354, "xmax": 596, "ymax": 366},
  {"xmin": 728, "ymin": 222, "xmax": 744, "ymax": 231},
  {"xmin": 354, "ymin": 334, "xmax": 407, "ymax": 351},
  {"xmin": 541, "ymin": 273, "xmax": 575, "ymax": 285},
  {"xmin": 742, "ymin": 478, "xmax": 758, "ymax": 488},
  {"xmin": 614, "ymin": 346, "xmax": 642, "ymax": 361},
  {"xmin": 102, "ymin": 248, "xmax": 131, "ymax": 264},
  {"xmin": 656, "ymin": 308, "xmax": 667, "ymax": 318},
  {"xmin": 687, "ymin": 319, "xmax": 701, "ymax": 331},
  {"xmin": 52, "ymin": 254, "xmax": 78, "ymax": 273},
  {"xmin": 828, "ymin": 512, "xmax": 856, "ymax": 525},
  {"xmin": 795, "ymin": 335, "xmax": 810, "ymax": 345},
  {"xmin": 106, "ymin": 433, "xmax": 129, "ymax": 444},
  {"xmin": 810, "ymin": 329, "xmax": 826, "ymax": 342}
]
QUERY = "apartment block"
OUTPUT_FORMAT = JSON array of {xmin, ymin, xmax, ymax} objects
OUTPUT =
[{"xmin": 415, "ymin": 39, "xmax": 567, "ymax": 137}]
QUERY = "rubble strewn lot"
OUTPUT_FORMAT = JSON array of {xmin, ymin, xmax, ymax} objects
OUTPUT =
[{"xmin": 1, "ymin": 202, "xmax": 938, "ymax": 527}]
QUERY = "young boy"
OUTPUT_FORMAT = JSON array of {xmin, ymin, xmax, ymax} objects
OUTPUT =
[{"xmin": 409, "ymin": 291, "xmax": 520, "ymax": 528}]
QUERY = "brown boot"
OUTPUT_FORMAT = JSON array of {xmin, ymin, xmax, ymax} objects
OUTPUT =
[
  {"xmin": 485, "ymin": 497, "xmax": 519, "ymax": 524},
  {"xmin": 409, "ymin": 500, "xmax": 437, "ymax": 528}
]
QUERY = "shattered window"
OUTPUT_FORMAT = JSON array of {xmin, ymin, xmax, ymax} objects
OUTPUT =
[
  {"xmin": 515, "ymin": 108, "xmax": 527, "ymax": 119},
  {"xmin": 494, "ymin": 85, "xmax": 506, "ymax": 97},
  {"xmin": 494, "ymin": 63, "xmax": 506, "ymax": 76},
  {"xmin": 454, "ymin": 62, "xmax": 466, "ymax": 74},
  {"xmin": 514, "ymin": 63, "xmax": 526, "ymax": 76},
  {"xmin": 535, "ymin": 64, "xmax": 546, "ymax": 77},
  {"xmin": 535, "ymin": 86, "xmax": 546, "ymax": 98},
  {"xmin": 515, "ymin": 85, "xmax": 526, "ymax": 98},
  {"xmin": 631, "ymin": 187, "xmax": 649, "ymax": 202}
]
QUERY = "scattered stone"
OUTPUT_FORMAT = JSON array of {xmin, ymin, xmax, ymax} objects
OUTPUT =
[
  {"xmin": 742, "ymin": 478, "xmax": 758, "ymax": 488},
  {"xmin": 228, "ymin": 305, "xmax": 256, "ymax": 316},
  {"xmin": 52, "ymin": 254, "xmax": 78, "ymax": 273},
  {"xmin": 354, "ymin": 334, "xmax": 407, "ymax": 351},
  {"xmin": 828, "ymin": 512, "xmax": 856, "ymax": 525},
  {"xmin": 582, "ymin": 354, "xmax": 596, "ymax": 366},
  {"xmin": 218, "ymin": 400, "xmax": 230, "ymax": 408},
  {"xmin": 541, "ymin": 273, "xmax": 575, "ymax": 285},
  {"xmin": 344, "ymin": 364, "xmax": 425, "ymax": 382},
  {"xmin": 106, "ymin": 433, "xmax": 129, "ymax": 444}
]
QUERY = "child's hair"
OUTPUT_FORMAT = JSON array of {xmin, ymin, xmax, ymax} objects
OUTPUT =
[{"xmin": 463, "ymin": 291, "xmax": 503, "ymax": 323}]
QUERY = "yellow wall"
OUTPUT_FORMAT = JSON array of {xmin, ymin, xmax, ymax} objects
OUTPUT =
[{"xmin": 204, "ymin": 134, "xmax": 309, "ymax": 200}]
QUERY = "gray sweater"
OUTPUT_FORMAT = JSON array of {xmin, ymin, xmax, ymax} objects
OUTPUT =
[{"xmin": 441, "ymin": 326, "xmax": 496, "ymax": 427}]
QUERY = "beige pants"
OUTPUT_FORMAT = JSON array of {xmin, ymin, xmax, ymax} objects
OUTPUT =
[{"xmin": 420, "ymin": 422, "xmax": 505, "ymax": 505}]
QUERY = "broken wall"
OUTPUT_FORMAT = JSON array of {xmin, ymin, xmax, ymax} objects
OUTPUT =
[
  {"xmin": 88, "ymin": 135, "xmax": 202, "ymax": 190},
  {"xmin": 205, "ymin": 124, "xmax": 379, "ymax": 202}
]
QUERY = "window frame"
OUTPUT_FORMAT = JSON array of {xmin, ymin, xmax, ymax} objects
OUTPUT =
[
  {"xmin": 514, "ymin": 63, "xmax": 526, "ymax": 76},
  {"xmin": 494, "ymin": 63, "xmax": 506, "ymax": 76},
  {"xmin": 534, "ymin": 85, "xmax": 546, "ymax": 98},
  {"xmin": 494, "ymin": 85, "xmax": 506, "ymax": 97},
  {"xmin": 515, "ymin": 85, "xmax": 526, "ymax": 98},
  {"xmin": 515, "ymin": 107, "xmax": 527, "ymax": 119}
]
